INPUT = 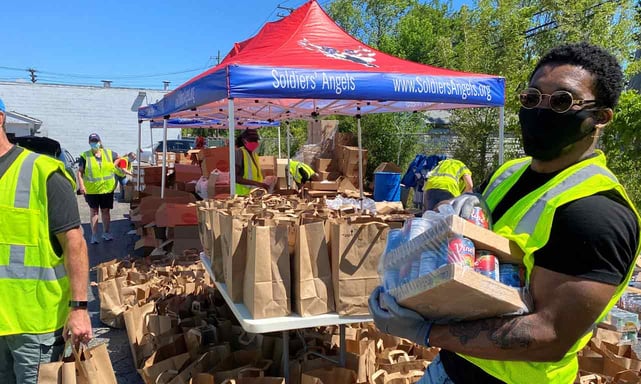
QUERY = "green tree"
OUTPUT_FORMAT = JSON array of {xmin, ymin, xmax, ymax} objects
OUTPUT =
[{"xmin": 600, "ymin": 90, "xmax": 641, "ymax": 208}]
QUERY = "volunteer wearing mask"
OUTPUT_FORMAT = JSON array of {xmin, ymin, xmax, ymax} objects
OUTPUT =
[
  {"xmin": 77, "ymin": 133, "xmax": 118, "ymax": 244},
  {"xmin": 235, "ymin": 129, "xmax": 270, "ymax": 196},
  {"xmin": 370, "ymin": 42, "xmax": 640, "ymax": 383}
]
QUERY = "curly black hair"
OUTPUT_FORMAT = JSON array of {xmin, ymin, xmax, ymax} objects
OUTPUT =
[{"xmin": 531, "ymin": 42, "xmax": 623, "ymax": 108}]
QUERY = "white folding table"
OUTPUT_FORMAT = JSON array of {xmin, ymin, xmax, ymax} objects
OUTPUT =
[{"xmin": 200, "ymin": 254, "xmax": 372, "ymax": 382}]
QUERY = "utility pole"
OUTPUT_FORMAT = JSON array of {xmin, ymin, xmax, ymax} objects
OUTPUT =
[
  {"xmin": 276, "ymin": 4, "xmax": 294, "ymax": 18},
  {"xmin": 28, "ymin": 68, "xmax": 37, "ymax": 83}
]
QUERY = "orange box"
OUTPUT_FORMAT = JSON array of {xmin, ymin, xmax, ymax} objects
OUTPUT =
[
  {"xmin": 174, "ymin": 164, "xmax": 202, "ymax": 183},
  {"xmin": 201, "ymin": 147, "xmax": 231, "ymax": 176},
  {"xmin": 155, "ymin": 203, "xmax": 198, "ymax": 227}
]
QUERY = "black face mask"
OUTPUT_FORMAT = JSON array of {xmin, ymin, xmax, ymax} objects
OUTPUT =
[{"xmin": 518, "ymin": 107, "xmax": 596, "ymax": 161}]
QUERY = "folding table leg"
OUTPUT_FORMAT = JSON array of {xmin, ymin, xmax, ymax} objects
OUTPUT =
[
  {"xmin": 283, "ymin": 330, "xmax": 290, "ymax": 383},
  {"xmin": 339, "ymin": 324, "xmax": 346, "ymax": 367}
]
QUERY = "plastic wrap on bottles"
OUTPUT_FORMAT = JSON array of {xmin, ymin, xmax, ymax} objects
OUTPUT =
[{"xmin": 325, "ymin": 195, "xmax": 377, "ymax": 214}]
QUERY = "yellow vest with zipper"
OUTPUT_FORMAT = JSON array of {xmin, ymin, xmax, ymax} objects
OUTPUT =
[
  {"xmin": 461, "ymin": 151, "xmax": 641, "ymax": 383},
  {"xmin": 424, "ymin": 159, "xmax": 471, "ymax": 196},
  {"xmin": 0, "ymin": 149, "xmax": 75, "ymax": 335},
  {"xmin": 81, "ymin": 148, "xmax": 116, "ymax": 194},
  {"xmin": 235, "ymin": 147, "xmax": 263, "ymax": 196},
  {"xmin": 289, "ymin": 160, "xmax": 315, "ymax": 184}
]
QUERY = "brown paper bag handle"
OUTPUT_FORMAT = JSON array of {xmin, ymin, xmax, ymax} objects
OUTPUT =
[
  {"xmin": 155, "ymin": 369, "xmax": 179, "ymax": 384},
  {"xmin": 237, "ymin": 367, "xmax": 265, "ymax": 378},
  {"xmin": 383, "ymin": 350, "xmax": 410, "ymax": 364},
  {"xmin": 370, "ymin": 369, "xmax": 387, "ymax": 384}
]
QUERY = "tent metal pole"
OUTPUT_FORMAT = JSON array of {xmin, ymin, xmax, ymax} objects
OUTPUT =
[
  {"xmin": 278, "ymin": 125, "xmax": 282, "ymax": 158},
  {"xmin": 286, "ymin": 121, "xmax": 291, "ymax": 189},
  {"xmin": 356, "ymin": 110, "xmax": 364, "ymax": 207},
  {"xmin": 499, "ymin": 106, "xmax": 505, "ymax": 165},
  {"xmin": 228, "ymin": 99, "xmax": 236, "ymax": 196},
  {"xmin": 161, "ymin": 116, "xmax": 168, "ymax": 199},
  {"xmin": 150, "ymin": 124, "xmax": 154, "ymax": 161},
  {"xmin": 137, "ymin": 120, "xmax": 142, "ymax": 193}
]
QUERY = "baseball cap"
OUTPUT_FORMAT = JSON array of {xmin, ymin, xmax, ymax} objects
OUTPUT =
[
  {"xmin": 0, "ymin": 97, "xmax": 5, "ymax": 112},
  {"xmin": 88, "ymin": 133, "xmax": 101, "ymax": 142}
]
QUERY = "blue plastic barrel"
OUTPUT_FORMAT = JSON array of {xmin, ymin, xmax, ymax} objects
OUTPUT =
[{"xmin": 374, "ymin": 172, "xmax": 401, "ymax": 202}]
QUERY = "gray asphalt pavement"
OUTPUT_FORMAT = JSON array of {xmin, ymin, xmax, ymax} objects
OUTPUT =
[{"xmin": 79, "ymin": 194, "xmax": 143, "ymax": 384}]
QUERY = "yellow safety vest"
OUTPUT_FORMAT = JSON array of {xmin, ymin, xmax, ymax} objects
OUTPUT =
[
  {"xmin": 114, "ymin": 157, "xmax": 130, "ymax": 178},
  {"xmin": 461, "ymin": 151, "xmax": 641, "ymax": 383},
  {"xmin": 235, "ymin": 148, "xmax": 263, "ymax": 196},
  {"xmin": 81, "ymin": 148, "xmax": 116, "ymax": 194},
  {"xmin": 289, "ymin": 160, "xmax": 315, "ymax": 184},
  {"xmin": 0, "ymin": 149, "xmax": 75, "ymax": 335},
  {"xmin": 424, "ymin": 159, "xmax": 471, "ymax": 196}
]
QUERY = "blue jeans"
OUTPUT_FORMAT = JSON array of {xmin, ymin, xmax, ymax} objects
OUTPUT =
[
  {"xmin": 115, "ymin": 175, "xmax": 128, "ymax": 200},
  {"xmin": 0, "ymin": 329, "xmax": 65, "ymax": 384},
  {"xmin": 417, "ymin": 354, "xmax": 455, "ymax": 384}
]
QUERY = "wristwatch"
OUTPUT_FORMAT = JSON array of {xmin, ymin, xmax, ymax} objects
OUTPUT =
[{"xmin": 69, "ymin": 300, "xmax": 88, "ymax": 309}]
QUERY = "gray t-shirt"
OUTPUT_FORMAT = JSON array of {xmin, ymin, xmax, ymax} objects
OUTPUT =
[{"xmin": 0, "ymin": 146, "xmax": 81, "ymax": 255}]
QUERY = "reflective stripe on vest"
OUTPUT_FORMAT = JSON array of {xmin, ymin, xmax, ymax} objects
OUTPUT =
[
  {"xmin": 0, "ymin": 152, "xmax": 66, "ymax": 281},
  {"xmin": 462, "ymin": 151, "xmax": 641, "ymax": 383},
  {"xmin": 235, "ymin": 148, "xmax": 263, "ymax": 196}
]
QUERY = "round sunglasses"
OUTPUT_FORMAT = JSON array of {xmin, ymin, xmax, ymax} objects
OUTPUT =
[{"xmin": 519, "ymin": 88, "xmax": 597, "ymax": 113}]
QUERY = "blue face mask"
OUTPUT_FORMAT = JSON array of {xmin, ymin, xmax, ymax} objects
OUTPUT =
[{"xmin": 90, "ymin": 142, "xmax": 101, "ymax": 150}]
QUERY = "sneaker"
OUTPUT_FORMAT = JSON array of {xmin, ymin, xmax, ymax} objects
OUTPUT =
[
  {"xmin": 90, "ymin": 235, "xmax": 99, "ymax": 244},
  {"xmin": 102, "ymin": 233, "xmax": 114, "ymax": 241}
]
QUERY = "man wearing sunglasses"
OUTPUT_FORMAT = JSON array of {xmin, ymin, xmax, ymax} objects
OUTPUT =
[{"xmin": 370, "ymin": 42, "xmax": 640, "ymax": 383}]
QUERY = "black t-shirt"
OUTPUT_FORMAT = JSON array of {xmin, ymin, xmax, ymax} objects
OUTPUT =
[
  {"xmin": 0, "ymin": 146, "xmax": 81, "ymax": 256},
  {"xmin": 440, "ymin": 159, "xmax": 640, "ymax": 383}
]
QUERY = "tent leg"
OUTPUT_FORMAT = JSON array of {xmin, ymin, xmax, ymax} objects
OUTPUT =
[
  {"xmin": 161, "ymin": 117, "xmax": 168, "ymax": 199},
  {"xmin": 498, "ymin": 107, "xmax": 505, "ymax": 165},
  {"xmin": 356, "ymin": 112, "xmax": 364, "ymax": 208},
  {"xmin": 137, "ymin": 120, "xmax": 142, "ymax": 192},
  {"xmin": 228, "ymin": 98, "xmax": 236, "ymax": 196},
  {"xmin": 286, "ymin": 121, "xmax": 291, "ymax": 189},
  {"xmin": 278, "ymin": 125, "xmax": 282, "ymax": 159}
]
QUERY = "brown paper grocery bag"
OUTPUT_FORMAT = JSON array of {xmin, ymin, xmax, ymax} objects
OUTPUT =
[
  {"xmin": 95, "ymin": 259, "xmax": 120, "ymax": 283},
  {"xmin": 243, "ymin": 220, "xmax": 291, "ymax": 319},
  {"xmin": 97, "ymin": 278, "xmax": 126, "ymax": 328},
  {"xmin": 330, "ymin": 218, "xmax": 389, "ymax": 315},
  {"xmin": 220, "ymin": 211, "xmax": 252, "ymax": 302},
  {"xmin": 294, "ymin": 220, "xmax": 335, "ymax": 316},
  {"xmin": 301, "ymin": 366, "xmax": 357, "ymax": 384},
  {"xmin": 38, "ymin": 348, "xmax": 80, "ymax": 384},
  {"xmin": 74, "ymin": 343, "xmax": 118, "ymax": 384},
  {"xmin": 209, "ymin": 207, "xmax": 225, "ymax": 282},
  {"xmin": 123, "ymin": 301, "xmax": 156, "ymax": 368}
]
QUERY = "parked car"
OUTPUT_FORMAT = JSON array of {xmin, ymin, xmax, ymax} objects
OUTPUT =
[
  {"xmin": 8, "ymin": 135, "xmax": 79, "ymax": 188},
  {"xmin": 139, "ymin": 139, "xmax": 195, "ymax": 165}
]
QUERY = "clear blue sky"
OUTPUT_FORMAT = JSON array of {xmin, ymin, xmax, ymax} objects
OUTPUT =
[{"xmin": 0, "ymin": 0, "xmax": 466, "ymax": 90}]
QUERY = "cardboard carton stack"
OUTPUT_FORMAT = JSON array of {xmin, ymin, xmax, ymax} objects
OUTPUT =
[
  {"xmin": 132, "ymin": 165, "xmax": 164, "ymax": 191},
  {"xmin": 155, "ymin": 152, "xmax": 176, "ymax": 168},
  {"xmin": 198, "ymin": 147, "xmax": 230, "ymax": 177},
  {"xmin": 173, "ymin": 164, "xmax": 202, "ymax": 193},
  {"xmin": 335, "ymin": 145, "xmax": 368, "ymax": 187}
]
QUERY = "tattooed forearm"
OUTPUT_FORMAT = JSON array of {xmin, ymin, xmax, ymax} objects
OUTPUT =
[{"xmin": 448, "ymin": 317, "xmax": 534, "ymax": 349}]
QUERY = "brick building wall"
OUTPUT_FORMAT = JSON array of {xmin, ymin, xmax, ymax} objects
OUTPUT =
[{"xmin": 0, "ymin": 81, "xmax": 182, "ymax": 158}]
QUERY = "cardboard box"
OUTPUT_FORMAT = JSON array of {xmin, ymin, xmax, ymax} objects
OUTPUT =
[
  {"xmin": 276, "ymin": 159, "xmax": 289, "ymax": 178},
  {"xmin": 259, "ymin": 156, "xmax": 277, "ymax": 177},
  {"xmin": 155, "ymin": 203, "xmax": 198, "ymax": 227},
  {"xmin": 140, "ymin": 186, "xmax": 196, "ymax": 200},
  {"xmin": 201, "ymin": 149, "xmax": 231, "ymax": 176},
  {"xmin": 314, "ymin": 158, "xmax": 336, "ymax": 173},
  {"xmin": 310, "ymin": 180, "xmax": 339, "ymax": 191},
  {"xmin": 386, "ymin": 215, "xmax": 528, "ymax": 321},
  {"xmin": 394, "ymin": 264, "xmax": 529, "ymax": 321},
  {"xmin": 174, "ymin": 164, "xmax": 202, "ymax": 183},
  {"xmin": 197, "ymin": 147, "xmax": 230, "ymax": 166}
]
